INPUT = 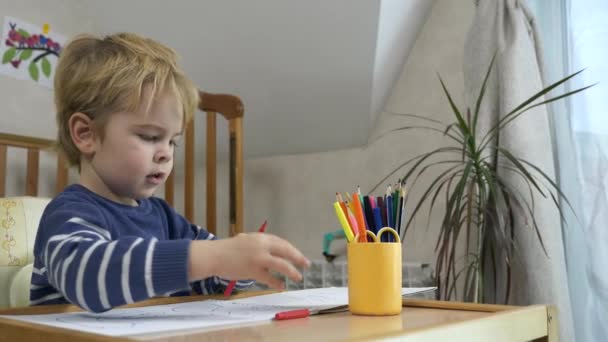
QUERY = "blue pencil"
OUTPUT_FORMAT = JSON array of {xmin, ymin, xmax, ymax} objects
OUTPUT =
[
  {"xmin": 386, "ymin": 194, "xmax": 392, "ymax": 242},
  {"xmin": 373, "ymin": 207, "xmax": 382, "ymax": 237}
]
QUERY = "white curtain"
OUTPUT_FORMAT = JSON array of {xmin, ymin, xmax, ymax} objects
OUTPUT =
[
  {"xmin": 529, "ymin": 0, "xmax": 608, "ymax": 341},
  {"xmin": 463, "ymin": 1, "xmax": 573, "ymax": 341}
]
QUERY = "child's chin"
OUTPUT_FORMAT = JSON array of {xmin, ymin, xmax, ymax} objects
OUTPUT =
[{"xmin": 137, "ymin": 188, "xmax": 159, "ymax": 199}]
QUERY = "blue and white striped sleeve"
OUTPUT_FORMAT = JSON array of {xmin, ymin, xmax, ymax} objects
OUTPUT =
[
  {"xmin": 34, "ymin": 206, "xmax": 190, "ymax": 313},
  {"xmin": 189, "ymin": 225, "xmax": 254, "ymax": 295}
]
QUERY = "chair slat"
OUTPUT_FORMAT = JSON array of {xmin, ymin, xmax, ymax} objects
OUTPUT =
[
  {"xmin": 184, "ymin": 119, "xmax": 195, "ymax": 224},
  {"xmin": 206, "ymin": 112, "xmax": 217, "ymax": 235},
  {"xmin": 26, "ymin": 148, "xmax": 39, "ymax": 196},
  {"xmin": 0, "ymin": 145, "xmax": 6, "ymax": 197},
  {"xmin": 229, "ymin": 117, "xmax": 243, "ymax": 237},
  {"xmin": 0, "ymin": 132, "xmax": 54, "ymax": 150},
  {"xmin": 199, "ymin": 91, "xmax": 244, "ymax": 236}
]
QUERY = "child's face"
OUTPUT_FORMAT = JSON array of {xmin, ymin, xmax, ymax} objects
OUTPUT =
[{"xmin": 84, "ymin": 88, "xmax": 183, "ymax": 205}]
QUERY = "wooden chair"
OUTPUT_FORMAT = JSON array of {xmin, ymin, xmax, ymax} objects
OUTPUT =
[{"xmin": 0, "ymin": 91, "xmax": 243, "ymax": 236}]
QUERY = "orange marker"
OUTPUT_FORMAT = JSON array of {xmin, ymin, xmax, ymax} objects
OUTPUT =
[{"xmin": 351, "ymin": 194, "xmax": 367, "ymax": 243}]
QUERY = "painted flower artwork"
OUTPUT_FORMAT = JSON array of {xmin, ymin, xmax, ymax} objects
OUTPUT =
[{"xmin": 0, "ymin": 17, "xmax": 66, "ymax": 89}]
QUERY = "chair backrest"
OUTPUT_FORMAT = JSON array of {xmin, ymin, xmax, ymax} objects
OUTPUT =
[{"xmin": 0, "ymin": 91, "xmax": 244, "ymax": 236}]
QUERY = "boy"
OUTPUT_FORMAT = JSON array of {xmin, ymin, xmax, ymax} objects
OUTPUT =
[{"xmin": 30, "ymin": 33, "xmax": 310, "ymax": 313}]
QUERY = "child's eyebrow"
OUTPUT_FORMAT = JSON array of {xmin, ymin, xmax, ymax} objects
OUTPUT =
[{"xmin": 134, "ymin": 124, "xmax": 164, "ymax": 131}]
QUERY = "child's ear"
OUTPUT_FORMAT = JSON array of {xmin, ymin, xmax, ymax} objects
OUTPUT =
[{"xmin": 68, "ymin": 112, "xmax": 97, "ymax": 155}]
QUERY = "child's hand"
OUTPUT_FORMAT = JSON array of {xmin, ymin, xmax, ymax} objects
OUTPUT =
[{"xmin": 189, "ymin": 233, "xmax": 311, "ymax": 289}]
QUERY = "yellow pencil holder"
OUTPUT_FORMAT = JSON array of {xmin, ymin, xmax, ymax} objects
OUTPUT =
[{"xmin": 347, "ymin": 227, "xmax": 402, "ymax": 315}]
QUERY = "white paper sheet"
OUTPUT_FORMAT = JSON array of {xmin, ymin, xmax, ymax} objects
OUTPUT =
[{"xmin": 1, "ymin": 287, "xmax": 435, "ymax": 337}]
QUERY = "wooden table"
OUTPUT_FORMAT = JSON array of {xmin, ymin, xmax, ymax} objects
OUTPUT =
[{"xmin": 0, "ymin": 292, "xmax": 557, "ymax": 342}]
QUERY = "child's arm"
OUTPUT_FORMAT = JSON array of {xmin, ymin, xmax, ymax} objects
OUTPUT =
[
  {"xmin": 188, "ymin": 232, "xmax": 310, "ymax": 291},
  {"xmin": 33, "ymin": 202, "xmax": 191, "ymax": 313}
]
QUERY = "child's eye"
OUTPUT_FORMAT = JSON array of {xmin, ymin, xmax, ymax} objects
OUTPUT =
[
  {"xmin": 170, "ymin": 140, "xmax": 180, "ymax": 147},
  {"xmin": 138, "ymin": 134, "xmax": 159, "ymax": 142}
]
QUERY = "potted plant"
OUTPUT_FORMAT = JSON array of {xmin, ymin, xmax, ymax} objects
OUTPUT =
[{"xmin": 372, "ymin": 55, "xmax": 591, "ymax": 303}]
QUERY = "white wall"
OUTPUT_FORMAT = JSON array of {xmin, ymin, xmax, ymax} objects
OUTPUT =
[
  {"xmin": 201, "ymin": 1, "xmax": 476, "ymax": 266},
  {"xmin": 370, "ymin": 0, "xmax": 434, "ymax": 131}
]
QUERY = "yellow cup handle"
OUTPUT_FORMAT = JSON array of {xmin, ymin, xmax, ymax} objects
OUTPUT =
[
  {"xmin": 376, "ymin": 227, "xmax": 401, "ymax": 243},
  {"xmin": 353, "ymin": 230, "xmax": 379, "ymax": 243}
]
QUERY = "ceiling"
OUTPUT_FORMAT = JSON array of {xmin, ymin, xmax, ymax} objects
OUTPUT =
[{"xmin": 85, "ymin": 0, "xmax": 434, "ymax": 159}]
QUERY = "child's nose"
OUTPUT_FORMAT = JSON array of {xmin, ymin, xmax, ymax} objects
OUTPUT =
[{"xmin": 154, "ymin": 147, "xmax": 172, "ymax": 163}]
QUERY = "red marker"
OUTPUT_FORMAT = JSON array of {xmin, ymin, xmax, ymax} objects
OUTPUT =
[
  {"xmin": 274, "ymin": 308, "xmax": 319, "ymax": 320},
  {"xmin": 223, "ymin": 220, "xmax": 268, "ymax": 296}
]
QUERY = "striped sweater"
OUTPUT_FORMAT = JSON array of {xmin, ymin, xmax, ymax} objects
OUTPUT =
[{"xmin": 30, "ymin": 184, "xmax": 252, "ymax": 312}]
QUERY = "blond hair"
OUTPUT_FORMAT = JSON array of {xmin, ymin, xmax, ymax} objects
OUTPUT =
[{"xmin": 54, "ymin": 32, "xmax": 199, "ymax": 166}]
